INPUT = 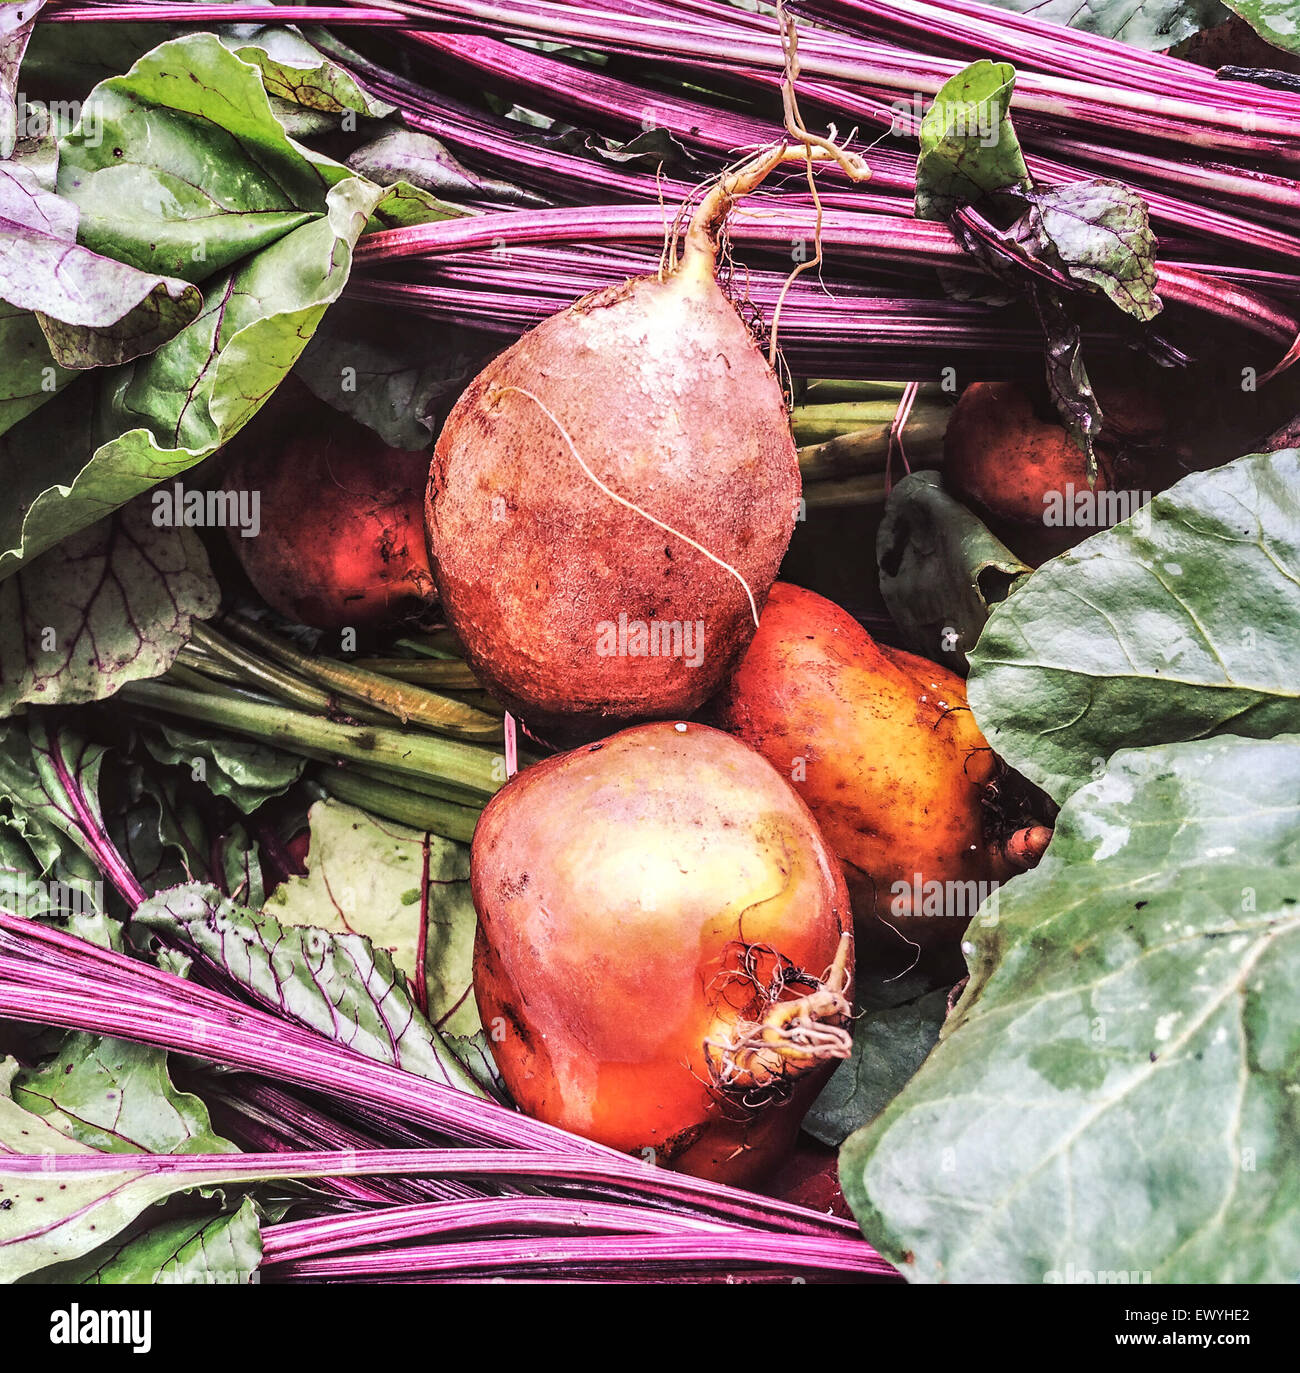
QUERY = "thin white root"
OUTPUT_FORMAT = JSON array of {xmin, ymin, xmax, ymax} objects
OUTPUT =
[
  {"xmin": 493, "ymin": 384, "xmax": 761, "ymax": 628},
  {"xmin": 767, "ymin": 1, "xmax": 872, "ymax": 366}
]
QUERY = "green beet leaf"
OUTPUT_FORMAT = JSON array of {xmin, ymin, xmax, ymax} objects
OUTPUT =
[
  {"xmin": 289, "ymin": 297, "xmax": 486, "ymax": 451},
  {"xmin": 976, "ymin": 0, "xmax": 1228, "ymax": 50},
  {"xmin": 1032, "ymin": 180, "xmax": 1160, "ymax": 322},
  {"xmin": 968, "ymin": 448, "xmax": 1300, "ymax": 804},
  {"xmin": 0, "ymin": 163, "xmax": 202, "ymax": 369},
  {"xmin": 56, "ymin": 33, "xmax": 350, "ymax": 283},
  {"xmin": 1220, "ymin": 1, "xmax": 1300, "ymax": 54},
  {"xmin": 10, "ymin": 1033, "xmax": 235, "ymax": 1156},
  {"xmin": 877, "ymin": 470, "xmax": 1032, "ymax": 673},
  {"xmin": 0, "ymin": 31, "xmax": 457, "ymax": 581},
  {"xmin": 915, "ymin": 61, "xmax": 1161, "ymax": 473},
  {"xmin": 839, "ymin": 733, "xmax": 1300, "ymax": 1284},
  {"xmin": 21, "ymin": 1196, "xmax": 262, "ymax": 1285},
  {"xmin": 915, "ymin": 60, "xmax": 1029, "ymax": 223},
  {"xmin": 0, "ymin": 303, "xmax": 74, "ymax": 439},
  {"xmin": 0, "ymin": 175, "xmax": 446, "ymax": 582},
  {"xmin": 0, "ymin": 717, "xmax": 119, "ymax": 905},
  {"xmin": 0, "ymin": 500, "xmax": 219, "ymax": 716},
  {"xmin": 265, "ymin": 798, "xmax": 482, "ymax": 1039},
  {"xmin": 805, "ymin": 985, "xmax": 949, "ymax": 1148},
  {"xmin": 133, "ymin": 882, "xmax": 488, "ymax": 1097},
  {"xmin": 223, "ymin": 25, "xmax": 394, "ymax": 118},
  {"xmin": 141, "ymin": 723, "xmax": 304, "ymax": 816},
  {"xmin": 0, "ymin": 0, "xmax": 42, "ymax": 159}
]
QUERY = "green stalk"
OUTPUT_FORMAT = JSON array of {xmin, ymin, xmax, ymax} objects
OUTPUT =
[
  {"xmin": 803, "ymin": 475, "xmax": 890, "ymax": 510},
  {"xmin": 155, "ymin": 664, "xmax": 285, "ymax": 713},
  {"xmin": 309, "ymin": 754, "xmax": 490, "ymax": 809},
  {"xmin": 167, "ymin": 659, "xmax": 248, "ymax": 694},
  {"xmin": 220, "ymin": 617, "xmax": 501, "ymax": 743},
  {"xmin": 392, "ymin": 631, "xmax": 465, "ymax": 660},
  {"xmin": 174, "ymin": 651, "xmax": 254, "ymax": 692},
  {"xmin": 313, "ymin": 767, "xmax": 482, "ymax": 844},
  {"xmin": 798, "ymin": 410, "xmax": 947, "ymax": 483},
  {"xmin": 175, "ymin": 641, "xmax": 227, "ymax": 672},
  {"xmin": 190, "ymin": 623, "xmax": 390, "ymax": 721},
  {"xmin": 120, "ymin": 682, "xmax": 504, "ymax": 801},
  {"xmin": 450, "ymin": 691, "xmax": 507, "ymax": 718},
  {"xmin": 352, "ymin": 658, "xmax": 482, "ymax": 690},
  {"xmin": 791, "ymin": 400, "xmax": 949, "ymax": 447}
]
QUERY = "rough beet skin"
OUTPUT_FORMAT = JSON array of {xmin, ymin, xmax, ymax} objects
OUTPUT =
[{"xmin": 713, "ymin": 583, "xmax": 1017, "ymax": 963}]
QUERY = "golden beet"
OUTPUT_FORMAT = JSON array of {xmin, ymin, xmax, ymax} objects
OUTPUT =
[
  {"xmin": 426, "ymin": 152, "xmax": 812, "ymax": 728},
  {"xmin": 471, "ymin": 720, "xmax": 854, "ymax": 1186},
  {"xmin": 713, "ymin": 583, "xmax": 1014, "ymax": 960}
]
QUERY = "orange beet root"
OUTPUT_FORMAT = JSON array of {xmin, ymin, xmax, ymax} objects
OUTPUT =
[
  {"xmin": 471, "ymin": 720, "xmax": 854, "ymax": 1185},
  {"xmin": 713, "ymin": 583, "xmax": 1014, "ymax": 962},
  {"xmin": 943, "ymin": 381, "xmax": 1120, "ymax": 565},
  {"xmin": 427, "ymin": 151, "xmax": 811, "ymax": 729}
]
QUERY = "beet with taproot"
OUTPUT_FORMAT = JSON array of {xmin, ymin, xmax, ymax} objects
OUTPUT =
[
  {"xmin": 470, "ymin": 720, "xmax": 855, "ymax": 1185},
  {"xmin": 426, "ymin": 147, "xmax": 864, "ymax": 729}
]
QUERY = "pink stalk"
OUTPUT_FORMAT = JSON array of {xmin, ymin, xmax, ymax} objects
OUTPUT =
[
  {"xmin": 43, "ymin": 2, "xmax": 427, "ymax": 22},
  {"xmin": 350, "ymin": 232, "xmax": 1060, "ymax": 350},
  {"xmin": 1174, "ymin": 265, "xmax": 1300, "ymax": 298},
  {"xmin": 355, "ymin": 203, "xmax": 966, "ymax": 265},
  {"xmin": 389, "ymin": 23, "xmax": 1300, "ymax": 260},
  {"xmin": 1026, "ymin": 134, "xmax": 1300, "ymax": 220},
  {"xmin": 70, "ymin": 0, "xmax": 1293, "ymax": 147},
  {"xmin": 347, "ymin": 278, "xmax": 1050, "ymax": 381},
  {"xmin": 37, "ymin": 0, "xmax": 1292, "ymax": 124},
  {"xmin": 635, "ymin": 55, "xmax": 1300, "ymax": 260},
  {"xmin": 790, "ymin": 0, "xmax": 1300, "ymax": 116},
  {"xmin": 266, "ymin": 1231, "xmax": 891, "ymax": 1280},
  {"xmin": 403, "ymin": 28, "xmax": 918, "ymax": 193},
  {"xmin": 46, "ymin": 0, "xmax": 1300, "ymax": 136},
  {"xmin": 212, "ymin": 1079, "xmax": 488, "ymax": 1204},
  {"xmin": 343, "ymin": 0, "xmax": 1300, "ymax": 149},
  {"xmin": 48, "ymin": 2, "xmax": 1300, "ymax": 259},
  {"xmin": 353, "ymin": 203, "xmax": 1300, "ymax": 349},
  {"xmin": 351, "ymin": 295, "xmax": 1047, "ymax": 377},
  {"xmin": 0, "ymin": 914, "xmax": 544, "ymax": 1132},
  {"xmin": 261, "ymin": 1196, "xmax": 741, "ymax": 1264},
  {"xmin": 42, "ymin": 726, "xmax": 146, "ymax": 909},
  {"xmin": 0, "ymin": 1146, "xmax": 892, "ymax": 1279},
  {"xmin": 0, "ymin": 1136, "xmax": 882, "ymax": 1252}
]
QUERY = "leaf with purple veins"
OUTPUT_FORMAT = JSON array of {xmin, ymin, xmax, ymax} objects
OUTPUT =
[{"xmin": 0, "ymin": 498, "xmax": 219, "ymax": 717}]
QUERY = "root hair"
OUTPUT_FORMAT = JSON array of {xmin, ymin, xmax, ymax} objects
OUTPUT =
[{"xmin": 493, "ymin": 384, "xmax": 761, "ymax": 628}]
